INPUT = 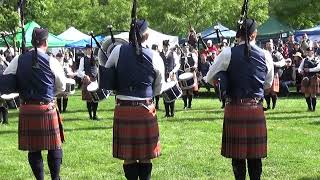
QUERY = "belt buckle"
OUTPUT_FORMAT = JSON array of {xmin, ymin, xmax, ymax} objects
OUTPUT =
[{"xmin": 39, "ymin": 101, "xmax": 45, "ymax": 105}]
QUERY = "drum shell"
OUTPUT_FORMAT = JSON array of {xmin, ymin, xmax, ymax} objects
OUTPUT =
[{"xmin": 162, "ymin": 82, "xmax": 182, "ymax": 103}]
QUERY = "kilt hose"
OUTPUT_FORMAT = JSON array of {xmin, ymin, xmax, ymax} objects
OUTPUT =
[
  {"xmin": 301, "ymin": 75, "xmax": 320, "ymax": 94},
  {"xmin": 19, "ymin": 103, "xmax": 64, "ymax": 151},
  {"xmin": 113, "ymin": 103, "xmax": 161, "ymax": 160},
  {"xmin": 221, "ymin": 103, "xmax": 267, "ymax": 159},
  {"xmin": 270, "ymin": 73, "xmax": 280, "ymax": 93}
]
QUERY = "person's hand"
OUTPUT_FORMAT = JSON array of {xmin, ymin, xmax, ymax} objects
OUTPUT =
[{"xmin": 83, "ymin": 75, "xmax": 90, "ymax": 84}]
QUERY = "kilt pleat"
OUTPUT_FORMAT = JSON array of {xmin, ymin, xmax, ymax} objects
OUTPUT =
[
  {"xmin": 271, "ymin": 73, "xmax": 280, "ymax": 92},
  {"xmin": 113, "ymin": 104, "xmax": 161, "ymax": 160},
  {"xmin": 301, "ymin": 75, "xmax": 320, "ymax": 94},
  {"xmin": 19, "ymin": 103, "xmax": 63, "ymax": 151},
  {"xmin": 221, "ymin": 103, "xmax": 267, "ymax": 159},
  {"xmin": 81, "ymin": 80, "xmax": 93, "ymax": 102}
]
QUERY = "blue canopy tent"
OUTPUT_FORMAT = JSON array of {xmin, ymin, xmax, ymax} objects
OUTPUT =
[
  {"xmin": 200, "ymin": 23, "xmax": 236, "ymax": 39},
  {"xmin": 295, "ymin": 25, "xmax": 320, "ymax": 41},
  {"xmin": 65, "ymin": 35, "xmax": 105, "ymax": 48}
]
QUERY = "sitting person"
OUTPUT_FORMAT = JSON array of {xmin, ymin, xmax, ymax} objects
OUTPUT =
[{"xmin": 280, "ymin": 58, "xmax": 295, "ymax": 96}]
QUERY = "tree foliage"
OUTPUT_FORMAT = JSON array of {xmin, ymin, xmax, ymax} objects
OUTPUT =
[{"xmin": 0, "ymin": 0, "xmax": 319, "ymax": 40}]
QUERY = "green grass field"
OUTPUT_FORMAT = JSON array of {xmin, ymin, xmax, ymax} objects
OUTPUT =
[{"xmin": 1, "ymin": 91, "xmax": 320, "ymax": 180}]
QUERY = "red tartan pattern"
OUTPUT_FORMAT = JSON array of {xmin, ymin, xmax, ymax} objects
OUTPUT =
[
  {"xmin": 301, "ymin": 75, "xmax": 320, "ymax": 94},
  {"xmin": 271, "ymin": 73, "xmax": 280, "ymax": 92},
  {"xmin": 221, "ymin": 103, "xmax": 267, "ymax": 159},
  {"xmin": 113, "ymin": 103, "xmax": 161, "ymax": 160},
  {"xmin": 18, "ymin": 103, "xmax": 63, "ymax": 151}
]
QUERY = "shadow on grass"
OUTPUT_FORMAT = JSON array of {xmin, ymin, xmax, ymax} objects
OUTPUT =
[
  {"xmin": 268, "ymin": 114, "xmax": 319, "ymax": 120},
  {"xmin": 308, "ymin": 121, "xmax": 320, "ymax": 125},
  {"xmin": 265, "ymin": 109, "xmax": 308, "ymax": 115},
  {"xmin": 164, "ymin": 116, "xmax": 219, "ymax": 122},
  {"xmin": 0, "ymin": 126, "xmax": 112, "ymax": 135},
  {"xmin": 64, "ymin": 126, "xmax": 112, "ymax": 132},
  {"xmin": 298, "ymin": 176, "xmax": 320, "ymax": 180}
]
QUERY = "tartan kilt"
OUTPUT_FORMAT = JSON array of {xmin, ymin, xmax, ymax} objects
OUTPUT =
[
  {"xmin": 113, "ymin": 104, "xmax": 161, "ymax": 160},
  {"xmin": 301, "ymin": 75, "xmax": 320, "ymax": 94},
  {"xmin": 19, "ymin": 103, "xmax": 64, "ymax": 151},
  {"xmin": 271, "ymin": 73, "xmax": 280, "ymax": 92},
  {"xmin": 81, "ymin": 78, "xmax": 94, "ymax": 102},
  {"xmin": 221, "ymin": 103, "xmax": 267, "ymax": 159}
]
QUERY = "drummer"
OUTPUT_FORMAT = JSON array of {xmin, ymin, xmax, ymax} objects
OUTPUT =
[
  {"xmin": 56, "ymin": 53, "xmax": 76, "ymax": 113},
  {"xmin": 160, "ymin": 40, "xmax": 180, "ymax": 117},
  {"xmin": 77, "ymin": 44, "xmax": 99, "ymax": 120},
  {"xmin": 180, "ymin": 43, "xmax": 198, "ymax": 109}
]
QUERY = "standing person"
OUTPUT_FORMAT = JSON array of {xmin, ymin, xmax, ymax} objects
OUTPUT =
[
  {"xmin": 3, "ymin": 28, "xmax": 66, "ymax": 180},
  {"xmin": 180, "ymin": 43, "xmax": 198, "ymax": 109},
  {"xmin": 206, "ymin": 18, "xmax": 273, "ymax": 180},
  {"xmin": 187, "ymin": 26, "xmax": 198, "ymax": 49},
  {"xmin": 160, "ymin": 40, "xmax": 180, "ymax": 117},
  {"xmin": 264, "ymin": 40, "xmax": 285, "ymax": 110},
  {"xmin": 105, "ymin": 19, "xmax": 164, "ymax": 180},
  {"xmin": 298, "ymin": 47, "xmax": 320, "ymax": 111},
  {"xmin": 151, "ymin": 44, "xmax": 160, "ymax": 109},
  {"xmin": 77, "ymin": 44, "xmax": 99, "ymax": 120},
  {"xmin": 0, "ymin": 55, "xmax": 8, "ymax": 124},
  {"xmin": 292, "ymin": 52, "xmax": 304, "ymax": 93}
]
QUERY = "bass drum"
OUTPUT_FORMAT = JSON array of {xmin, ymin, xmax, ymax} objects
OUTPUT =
[{"xmin": 98, "ymin": 38, "xmax": 128, "ymax": 66}]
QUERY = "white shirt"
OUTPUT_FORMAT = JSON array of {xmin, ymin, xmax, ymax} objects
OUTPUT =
[
  {"xmin": 4, "ymin": 48, "xmax": 66, "ymax": 95},
  {"xmin": 272, "ymin": 50, "xmax": 286, "ymax": 68},
  {"xmin": 206, "ymin": 41, "xmax": 274, "ymax": 89},
  {"xmin": 105, "ymin": 44, "xmax": 165, "ymax": 100},
  {"xmin": 77, "ymin": 55, "xmax": 90, "ymax": 79}
]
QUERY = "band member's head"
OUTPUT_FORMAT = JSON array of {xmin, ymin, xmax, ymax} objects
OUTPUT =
[
  {"xmin": 236, "ymin": 18, "xmax": 257, "ymax": 42},
  {"xmin": 294, "ymin": 42, "xmax": 300, "ymax": 50},
  {"xmin": 31, "ymin": 27, "xmax": 49, "ymax": 50},
  {"xmin": 136, "ymin": 19, "xmax": 149, "ymax": 43},
  {"xmin": 85, "ymin": 44, "xmax": 92, "ymax": 55},
  {"xmin": 306, "ymin": 47, "xmax": 314, "ymax": 58},
  {"xmin": 151, "ymin": 44, "xmax": 158, "ymax": 52},
  {"xmin": 265, "ymin": 39, "xmax": 274, "ymax": 52},
  {"xmin": 56, "ymin": 52, "xmax": 63, "ymax": 62},
  {"xmin": 206, "ymin": 40, "xmax": 213, "ymax": 48},
  {"xmin": 288, "ymin": 33, "xmax": 294, "ymax": 43},
  {"xmin": 293, "ymin": 52, "xmax": 303, "ymax": 62},
  {"xmin": 162, "ymin": 40, "xmax": 170, "ymax": 52},
  {"xmin": 285, "ymin": 58, "xmax": 292, "ymax": 67}
]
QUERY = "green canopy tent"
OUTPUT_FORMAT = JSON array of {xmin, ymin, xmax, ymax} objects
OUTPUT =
[
  {"xmin": 3, "ymin": 21, "xmax": 68, "ymax": 48},
  {"xmin": 257, "ymin": 16, "xmax": 293, "ymax": 40}
]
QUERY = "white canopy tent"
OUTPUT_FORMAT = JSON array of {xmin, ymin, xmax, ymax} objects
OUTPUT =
[
  {"xmin": 57, "ymin": 27, "xmax": 90, "ymax": 42},
  {"xmin": 104, "ymin": 28, "xmax": 179, "ymax": 49}
]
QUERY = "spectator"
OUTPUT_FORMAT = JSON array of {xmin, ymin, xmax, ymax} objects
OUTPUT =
[{"xmin": 280, "ymin": 58, "xmax": 295, "ymax": 96}]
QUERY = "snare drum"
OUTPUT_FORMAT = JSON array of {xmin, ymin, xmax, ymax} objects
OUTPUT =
[
  {"xmin": 65, "ymin": 78, "xmax": 76, "ymax": 95},
  {"xmin": 1, "ymin": 93, "xmax": 20, "ymax": 109},
  {"xmin": 87, "ymin": 81, "xmax": 110, "ymax": 102},
  {"xmin": 162, "ymin": 81, "xmax": 182, "ymax": 103},
  {"xmin": 179, "ymin": 72, "xmax": 195, "ymax": 90}
]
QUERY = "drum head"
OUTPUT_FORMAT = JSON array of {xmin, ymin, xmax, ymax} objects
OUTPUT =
[
  {"xmin": 1, "ymin": 93, "xmax": 19, "ymax": 100},
  {"xmin": 162, "ymin": 81, "xmax": 177, "ymax": 92},
  {"xmin": 87, "ymin": 81, "xmax": 99, "ymax": 92},
  {"xmin": 66, "ymin": 78, "xmax": 76, "ymax": 85},
  {"xmin": 179, "ymin": 72, "xmax": 193, "ymax": 80}
]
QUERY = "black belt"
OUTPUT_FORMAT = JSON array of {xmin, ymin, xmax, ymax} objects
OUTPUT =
[
  {"xmin": 116, "ymin": 99, "xmax": 153, "ymax": 106},
  {"xmin": 226, "ymin": 97, "xmax": 262, "ymax": 105},
  {"xmin": 21, "ymin": 99, "xmax": 53, "ymax": 105}
]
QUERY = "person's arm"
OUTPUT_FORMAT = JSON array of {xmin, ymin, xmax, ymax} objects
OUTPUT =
[
  {"xmin": 105, "ymin": 45, "xmax": 121, "ymax": 68},
  {"xmin": 308, "ymin": 61, "xmax": 320, "ymax": 72},
  {"xmin": 171, "ymin": 52, "xmax": 180, "ymax": 74},
  {"xmin": 298, "ymin": 59, "xmax": 305, "ymax": 74},
  {"xmin": 3, "ymin": 55, "xmax": 19, "ymax": 75},
  {"xmin": 50, "ymin": 57, "xmax": 66, "ymax": 95},
  {"xmin": 273, "ymin": 52, "xmax": 286, "ymax": 67},
  {"xmin": 206, "ymin": 47, "xmax": 231, "ymax": 85},
  {"xmin": 152, "ymin": 53, "xmax": 165, "ymax": 96},
  {"xmin": 264, "ymin": 50, "xmax": 274, "ymax": 89},
  {"xmin": 77, "ymin": 57, "xmax": 85, "ymax": 79}
]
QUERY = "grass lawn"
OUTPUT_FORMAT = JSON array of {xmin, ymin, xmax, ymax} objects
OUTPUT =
[{"xmin": 1, "ymin": 91, "xmax": 320, "ymax": 180}]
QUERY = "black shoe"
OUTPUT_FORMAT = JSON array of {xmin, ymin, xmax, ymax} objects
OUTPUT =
[
  {"xmin": 183, "ymin": 107, "xmax": 187, "ymax": 110},
  {"xmin": 169, "ymin": 114, "xmax": 174, "ymax": 117},
  {"xmin": 164, "ymin": 114, "xmax": 170, "ymax": 118},
  {"xmin": 93, "ymin": 116, "xmax": 100, "ymax": 121},
  {"xmin": 187, "ymin": 106, "xmax": 192, "ymax": 109},
  {"xmin": 263, "ymin": 107, "xmax": 270, "ymax": 111}
]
